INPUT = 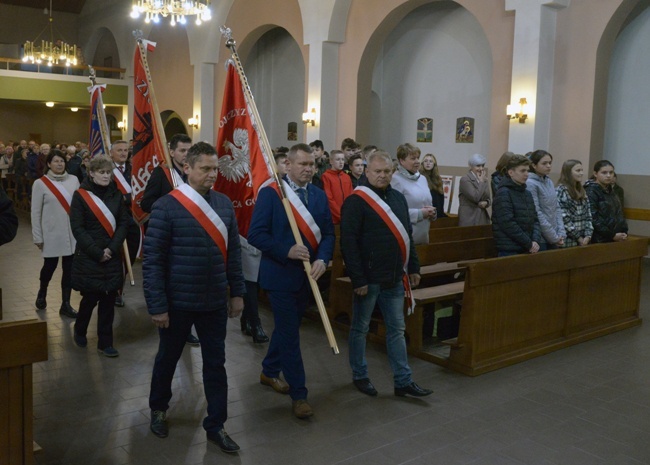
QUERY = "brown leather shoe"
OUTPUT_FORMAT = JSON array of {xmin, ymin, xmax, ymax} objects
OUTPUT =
[
  {"xmin": 292, "ymin": 399, "xmax": 313, "ymax": 419},
  {"xmin": 260, "ymin": 373, "xmax": 290, "ymax": 394}
]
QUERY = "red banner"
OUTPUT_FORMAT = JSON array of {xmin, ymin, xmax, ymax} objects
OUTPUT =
[
  {"xmin": 130, "ymin": 39, "xmax": 166, "ymax": 224},
  {"xmin": 213, "ymin": 63, "xmax": 273, "ymax": 237}
]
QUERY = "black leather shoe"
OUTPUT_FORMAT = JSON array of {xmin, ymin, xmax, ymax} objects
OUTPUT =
[
  {"xmin": 150, "ymin": 410, "xmax": 168, "ymax": 438},
  {"xmin": 394, "ymin": 382, "xmax": 433, "ymax": 397},
  {"xmin": 73, "ymin": 331, "xmax": 87, "ymax": 348},
  {"xmin": 59, "ymin": 302, "xmax": 78, "ymax": 318},
  {"xmin": 250, "ymin": 324, "xmax": 269, "ymax": 343},
  {"xmin": 353, "ymin": 378, "xmax": 378, "ymax": 396},
  {"xmin": 186, "ymin": 334, "xmax": 200, "ymax": 346},
  {"xmin": 35, "ymin": 289, "xmax": 47, "ymax": 310},
  {"xmin": 207, "ymin": 429, "xmax": 240, "ymax": 453}
]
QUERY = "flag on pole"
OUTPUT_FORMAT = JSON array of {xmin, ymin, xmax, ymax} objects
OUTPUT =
[
  {"xmin": 130, "ymin": 39, "xmax": 167, "ymax": 225},
  {"xmin": 88, "ymin": 84, "xmax": 109, "ymax": 158},
  {"xmin": 213, "ymin": 62, "xmax": 273, "ymax": 237}
]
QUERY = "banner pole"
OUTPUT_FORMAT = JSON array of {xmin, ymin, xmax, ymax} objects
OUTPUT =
[
  {"xmin": 220, "ymin": 26, "xmax": 339, "ymax": 355},
  {"xmin": 89, "ymin": 66, "xmax": 135, "ymax": 286}
]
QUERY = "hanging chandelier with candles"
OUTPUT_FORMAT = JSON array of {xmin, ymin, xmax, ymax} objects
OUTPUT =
[
  {"xmin": 22, "ymin": 0, "xmax": 78, "ymax": 67},
  {"xmin": 130, "ymin": 1, "xmax": 212, "ymax": 26}
]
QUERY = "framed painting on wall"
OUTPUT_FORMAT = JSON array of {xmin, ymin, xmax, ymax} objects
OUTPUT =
[
  {"xmin": 455, "ymin": 117, "xmax": 474, "ymax": 143},
  {"xmin": 287, "ymin": 122, "xmax": 297, "ymax": 141},
  {"xmin": 417, "ymin": 117, "xmax": 433, "ymax": 143}
]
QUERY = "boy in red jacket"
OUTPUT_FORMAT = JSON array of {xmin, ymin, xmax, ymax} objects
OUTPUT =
[{"xmin": 321, "ymin": 150, "xmax": 353, "ymax": 224}]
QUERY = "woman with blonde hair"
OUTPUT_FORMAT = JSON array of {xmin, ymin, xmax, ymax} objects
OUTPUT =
[
  {"xmin": 418, "ymin": 153, "xmax": 447, "ymax": 218},
  {"xmin": 556, "ymin": 160, "xmax": 593, "ymax": 247}
]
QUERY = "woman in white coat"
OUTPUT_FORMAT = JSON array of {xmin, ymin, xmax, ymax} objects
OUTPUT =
[
  {"xmin": 31, "ymin": 150, "xmax": 80, "ymax": 317},
  {"xmin": 390, "ymin": 143, "xmax": 436, "ymax": 245}
]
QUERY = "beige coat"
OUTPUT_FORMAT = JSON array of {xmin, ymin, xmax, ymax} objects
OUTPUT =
[
  {"xmin": 31, "ymin": 172, "xmax": 79, "ymax": 257},
  {"xmin": 458, "ymin": 171, "xmax": 491, "ymax": 226}
]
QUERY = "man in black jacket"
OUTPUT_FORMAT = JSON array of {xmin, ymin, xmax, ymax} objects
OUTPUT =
[
  {"xmin": 340, "ymin": 150, "xmax": 432, "ymax": 399},
  {"xmin": 143, "ymin": 142, "xmax": 245, "ymax": 453}
]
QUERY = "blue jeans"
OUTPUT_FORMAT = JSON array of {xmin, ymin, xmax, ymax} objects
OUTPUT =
[
  {"xmin": 262, "ymin": 284, "xmax": 309, "ymax": 400},
  {"xmin": 349, "ymin": 282, "xmax": 412, "ymax": 388},
  {"xmin": 149, "ymin": 309, "xmax": 228, "ymax": 433}
]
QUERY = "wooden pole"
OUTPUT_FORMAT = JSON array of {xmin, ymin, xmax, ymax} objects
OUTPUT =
[
  {"xmin": 89, "ymin": 66, "xmax": 135, "ymax": 286},
  {"xmin": 220, "ymin": 26, "xmax": 339, "ymax": 355}
]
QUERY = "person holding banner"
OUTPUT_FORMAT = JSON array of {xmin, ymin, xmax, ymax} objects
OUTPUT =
[
  {"xmin": 144, "ymin": 142, "xmax": 245, "ymax": 453},
  {"xmin": 340, "ymin": 150, "xmax": 433, "ymax": 398},
  {"xmin": 31, "ymin": 149, "xmax": 80, "ymax": 318},
  {"xmin": 248, "ymin": 143, "xmax": 335, "ymax": 419},
  {"xmin": 109, "ymin": 140, "xmax": 140, "ymax": 307},
  {"xmin": 140, "ymin": 133, "xmax": 201, "ymax": 346},
  {"xmin": 70, "ymin": 156, "xmax": 130, "ymax": 357}
]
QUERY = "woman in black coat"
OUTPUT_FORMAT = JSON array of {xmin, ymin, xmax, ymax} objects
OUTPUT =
[
  {"xmin": 492, "ymin": 155, "xmax": 541, "ymax": 256},
  {"xmin": 584, "ymin": 160, "xmax": 628, "ymax": 243},
  {"xmin": 70, "ymin": 156, "xmax": 129, "ymax": 357}
]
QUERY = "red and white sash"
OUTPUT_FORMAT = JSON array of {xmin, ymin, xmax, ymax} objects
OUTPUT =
[
  {"xmin": 77, "ymin": 188, "xmax": 116, "ymax": 238},
  {"xmin": 271, "ymin": 180, "xmax": 322, "ymax": 251},
  {"xmin": 113, "ymin": 166, "xmax": 132, "ymax": 195},
  {"xmin": 40, "ymin": 176, "xmax": 72, "ymax": 215},
  {"xmin": 352, "ymin": 186, "xmax": 415, "ymax": 314},
  {"xmin": 169, "ymin": 184, "xmax": 229, "ymax": 262}
]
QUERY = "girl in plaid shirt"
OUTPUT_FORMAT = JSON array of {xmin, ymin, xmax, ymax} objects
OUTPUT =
[{"xmin": 556, "ymin": 160, "xmax": 593, "ymax": 247}]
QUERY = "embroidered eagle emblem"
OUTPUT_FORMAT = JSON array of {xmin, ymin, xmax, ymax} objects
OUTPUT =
[{"xmin": 219, "ymin": 128, "xmax": 252, "ymax": 186}]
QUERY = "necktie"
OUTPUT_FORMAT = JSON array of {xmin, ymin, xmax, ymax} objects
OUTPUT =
[
  {"xmin": 296, "ymin": 187, "xmax": 307, "ymax": 206},
  {"xmin": 118, "ymin": 165, "xmax": 124, "ymax": 174}
]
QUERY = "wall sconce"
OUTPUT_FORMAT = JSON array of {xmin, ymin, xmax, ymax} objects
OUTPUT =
[
  {"xmin": 117, "ymin": 120, "xmax": 127, "ymax": 131},
  {"xmin": 70, "ymin": 107, "xmax": 79, "ymax": 112},
  {"xmin": 507, "ymin": 97, "xmax": 528, "ymax": 123},
  {"xmin": 302, "ymin": 108, "xmax": 317, "ymax": 127},
  {"xmin": 188, "ymin": 115, "xmax": 199, "ymax": 129},
  {"xmin": 45, "ymin": 101, "xmax": 55, "ymax": 108}
]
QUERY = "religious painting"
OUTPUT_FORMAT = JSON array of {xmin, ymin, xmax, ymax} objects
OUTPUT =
[
  {"xmin": 455, "ymin": 117, "xmax": 474, "ymax": 143},
  {"xmin": 417, "ymin": 117, "xmax": 433, "ymax": 143},
  {"xmin": 287, "ymin": 122, "xmax": 297, "ymax": 141}
]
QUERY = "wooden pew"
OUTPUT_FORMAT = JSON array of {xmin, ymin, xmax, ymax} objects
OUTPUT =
[
  {"xmin": 416, "ymin": 237, "xmax": 646, "ymax": 376},
  {"xmin": 0, "ymin": 319, "xmax": 48, "ymax": 465}
]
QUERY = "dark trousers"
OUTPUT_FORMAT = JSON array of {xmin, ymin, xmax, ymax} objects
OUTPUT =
[
  {"xmin": 241, "ymin": 280, "xmax": 261, "ymax": 326},
  {"xmin": 262, "ymin": 284, "xmax": 309, "ymax": 400},
  {"xmin": 149, "ymin": 310, "xmax": 228, "ymax": 433},
  {"xmin": 74, "ymin": 291, "xmax": 116, "ymax": 349},
  {"xmin": 40, "ymin": 255, "xmax": 73, "ymax": 289}
]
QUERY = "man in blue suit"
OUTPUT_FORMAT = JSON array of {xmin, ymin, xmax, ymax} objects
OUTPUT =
[{"xmin": 248, "ymin": 143, "xmax": 335, "ymax": 419}]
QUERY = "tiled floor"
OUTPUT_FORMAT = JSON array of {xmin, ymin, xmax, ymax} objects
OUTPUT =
[{"xmin": 1, "ymin": 214, "xmax": 650, "ymax": 465}]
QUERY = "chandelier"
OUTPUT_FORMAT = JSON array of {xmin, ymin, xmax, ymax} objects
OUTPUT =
[
  {"xmin": 130, "ymin": 1, "xmax": 212, "ymax": 26},
  {"xmin": 22, "ymin": 0, "xmax": 78, "ymax": 67}
]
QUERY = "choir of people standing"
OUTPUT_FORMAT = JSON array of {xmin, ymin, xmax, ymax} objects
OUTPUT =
[
  {"xmin": 458, "ymin": 154, "xmax": 491, "ymax": 226},
  {"xmin": 31, "ymin": 150, "xmax": 80, "ymax": 317}
]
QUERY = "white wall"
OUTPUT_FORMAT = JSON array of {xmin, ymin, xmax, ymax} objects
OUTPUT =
[
  {"xmin": 603, "ymin": 6, "xmax": 650, "ymax": 176},
  {"xmin": 244, "ymin": 28, "xmax": 305, "ymax": 148},
  {"xmin": 369, "ymin": 2, "xmax": 492, "ymax": 165}
]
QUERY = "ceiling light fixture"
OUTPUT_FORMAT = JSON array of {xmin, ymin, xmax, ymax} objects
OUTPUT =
[
  {"xmin": 130, "ymin": 1, "xmax": 212, "ymax": 26},
  {"xmin": 22, "ymin": 0, "xmax": 78, "ymax": 67}
]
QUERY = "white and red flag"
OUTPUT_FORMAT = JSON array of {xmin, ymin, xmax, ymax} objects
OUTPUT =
[
  {"xmin": 130, "ymin": 39, "xmax": 167, "ymax": 225},
  {"xmin": 213, "ymin": 62, "xmax": 273, "ymax": 237}
]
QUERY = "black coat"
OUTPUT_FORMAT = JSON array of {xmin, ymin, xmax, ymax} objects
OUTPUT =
[
  {"xmin": 70, "ymin": 179, "xmax": 130, "ymax": 293},
  {"xmin": 492, "ymin": 177, "xmax": 541, "ymax": 254},
  {"xmin": 585, "ymin": 179, "xmax": 628, "ymax": 243},
  {"xmin": 0, "ymin": 185, "xmax": 17, "ymax": 246},
  {"xmin": 340, "ymin": 183, "xmax": 419, "ymax": 289},
  {"xmin": 140, "ymin": 164, "xmax": 186, "ymax": 213}
]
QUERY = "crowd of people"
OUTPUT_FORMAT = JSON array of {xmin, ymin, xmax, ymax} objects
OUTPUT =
[{"xmin": 0, "ymin": 133, "xmax": 630, "ymax": 455}]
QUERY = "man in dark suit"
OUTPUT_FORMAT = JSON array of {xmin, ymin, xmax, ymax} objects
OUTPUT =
[
  {"xmin": 110, "ymin": 140, "xmax": 141, "ymax": 307},
  {"xmin": 248, "ymin": 143, "xmax": 335, "ymax": 419}
]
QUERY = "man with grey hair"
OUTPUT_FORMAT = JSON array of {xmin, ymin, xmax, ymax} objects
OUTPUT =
[{"xmin": 341, "ymin": 150, "xmax": 433, "ymax": 399}]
